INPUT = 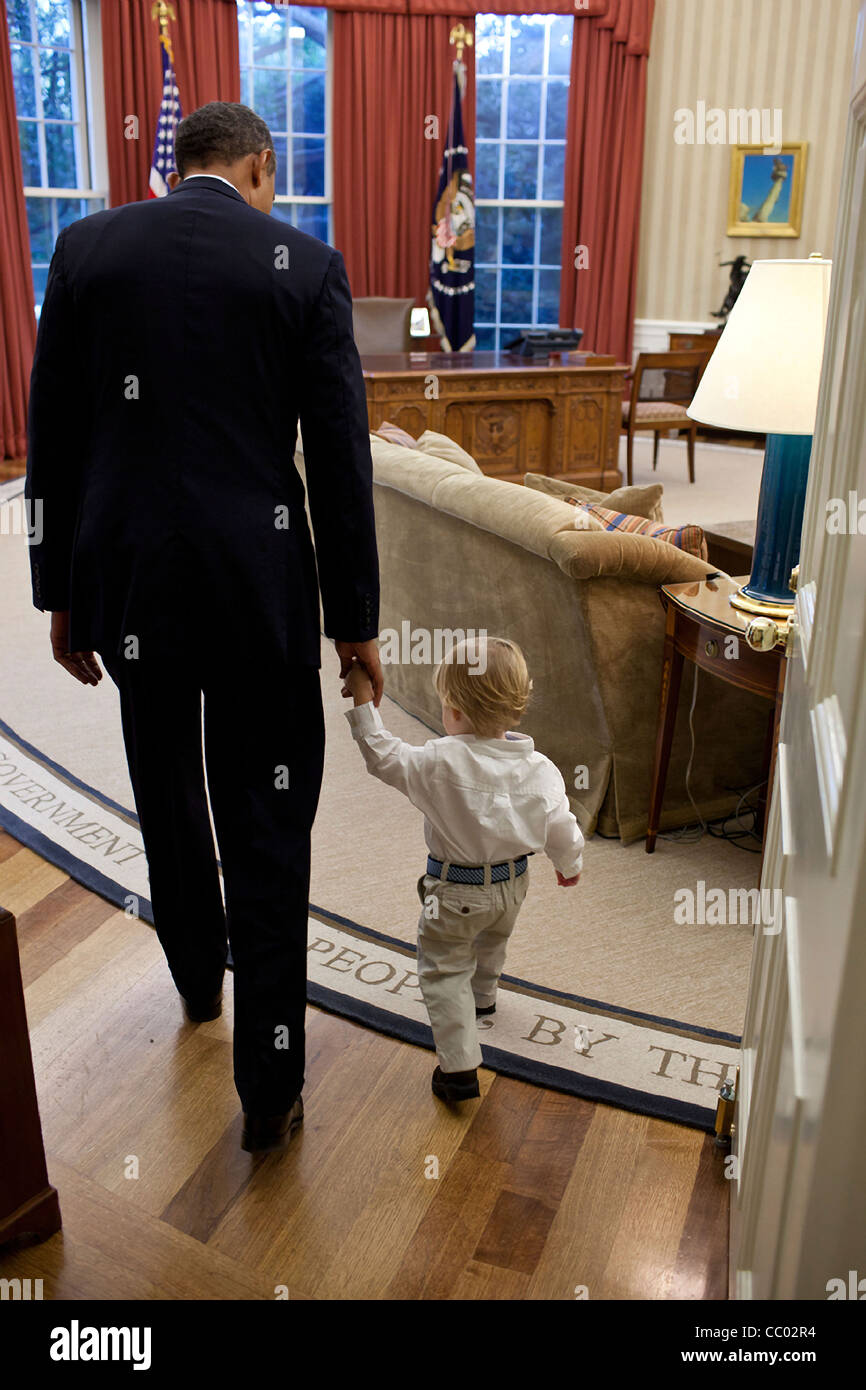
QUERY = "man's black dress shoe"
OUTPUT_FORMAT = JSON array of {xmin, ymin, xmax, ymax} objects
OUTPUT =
[
  {"xmin": 241, "ymin": 1097, "xmax": 304, "ymax": 1153},
  {"xmin": 181, "ymin": 991, "xmax": 223, "ymax": 1023},
  {"xmin": 431, "ymin": 1065, "xmax": 480, "ymax": 1102}
]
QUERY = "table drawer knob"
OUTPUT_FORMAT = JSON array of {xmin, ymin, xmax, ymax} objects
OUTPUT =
[{"xmin": 705, "ymin": 639, "xmax": 720, "ymax": 658}]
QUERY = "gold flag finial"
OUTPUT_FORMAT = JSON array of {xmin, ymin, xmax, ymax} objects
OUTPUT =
[
  {"xmin": 449, "ymin": 23, "xmax": 473, "ymax": 65},
  {"xmin": 152, "ymin": 1, "xmax": 177, "ymax": 61}
]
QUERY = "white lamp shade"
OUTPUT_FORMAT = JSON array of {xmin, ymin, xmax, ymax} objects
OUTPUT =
[{"xmin": 687, "ymin": 257, "xmax": 832, "ymax": 434}]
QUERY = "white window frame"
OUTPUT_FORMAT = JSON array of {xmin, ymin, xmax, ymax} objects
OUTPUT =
[
  {"xmin": 475, "ymin": 15, "xmax": 571, "ymax": 344},
  {"xmin": 19, "ymin": 0, "xmax": 108, "ymax": 205},
  {"xmin": 237, "ymin": 1, "xmax": 333, "ymax": 241}
]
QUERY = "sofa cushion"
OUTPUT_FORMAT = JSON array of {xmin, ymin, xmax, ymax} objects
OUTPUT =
[
  {"xmin": 572, "ymin": 501, "xmax": 708, "ymax": 561},
  {"xmin": 523, "ymin": 471, "xmax": 664, "ymax": 522},
  {"xmin": 374, "ymin": 420, "xmax": 418, "ymax": 448},
  {"xmin": 414, "ymin": 430, "xmax": 483, "ymax": 473}
]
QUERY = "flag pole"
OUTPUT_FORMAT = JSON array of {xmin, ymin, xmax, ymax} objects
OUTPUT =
[{"xmin": 152, "ymin": 0, "xmax": 177, "ymax": 64}]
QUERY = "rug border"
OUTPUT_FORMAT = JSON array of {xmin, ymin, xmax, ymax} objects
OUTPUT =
[{"xmin": 0, "ymin": 717, "xmax": 736, "ymax": 1130}]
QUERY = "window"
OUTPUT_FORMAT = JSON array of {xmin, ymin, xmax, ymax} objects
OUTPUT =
[
  {"xmin": 8, "ymin": 0, "xmax": 106, "ymax": 312},
  {"xmin": 237, "ymin": 2, "xmax": 331, "ymax": 243},
  {"xmin": 474, "ymin": 14, "xmax": 573, "ymax": 350}
]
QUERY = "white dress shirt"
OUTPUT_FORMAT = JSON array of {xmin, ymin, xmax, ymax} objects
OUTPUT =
[
  {"xmin": 181, "ymin": 173, "xmax": 241, "ymax": 194},
  {"xmin": 346, "ymin": 702, "xmax": 584, "ymax": 878}
]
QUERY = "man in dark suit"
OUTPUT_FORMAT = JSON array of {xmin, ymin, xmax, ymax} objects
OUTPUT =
[{"xmin": 25, "ymin": 102, "xmax": 382, "ymax": 1152}]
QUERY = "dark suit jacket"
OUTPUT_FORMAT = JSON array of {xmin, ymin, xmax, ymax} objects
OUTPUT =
[{"xmin": 25, "ymin": 175, "xmax": 379, "ymax": 666}]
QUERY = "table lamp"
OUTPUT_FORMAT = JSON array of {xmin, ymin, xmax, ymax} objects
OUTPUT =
[{"xmin": 687, "ymin": 254, "xmax": 832, "ymax": 619}]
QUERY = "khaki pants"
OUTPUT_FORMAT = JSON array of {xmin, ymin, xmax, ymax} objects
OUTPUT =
[{"xmin": 416, "ymin": 864, "xmax": 529, "ymax": 1073}]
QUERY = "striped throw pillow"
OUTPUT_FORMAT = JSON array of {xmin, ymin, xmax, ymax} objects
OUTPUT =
[{"xmin": 570, "ymin": 501, "xmax": 708, "ymax": 561}]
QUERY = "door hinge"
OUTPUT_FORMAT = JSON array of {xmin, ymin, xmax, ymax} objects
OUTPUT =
[{"xmin": 714, "ymin": 1069, "xmax": 739, "ymax": 1148}]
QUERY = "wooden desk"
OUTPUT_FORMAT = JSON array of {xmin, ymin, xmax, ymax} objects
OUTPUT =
[
  {"xmin": 362, "ymin": 350, "xmax": 628, "ymax": 490},
  {"xmin": 646, "ymin": 575, "xmax": 787, "ymax": 870}
]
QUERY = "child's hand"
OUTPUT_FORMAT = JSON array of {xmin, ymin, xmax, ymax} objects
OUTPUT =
[
  {"xmin": 342, "ymin": 662, "xmax": 375, "ymax": 705},
  {"xmin": 556, "ymin": 870, "xmax": 581, "ymax": 887}
]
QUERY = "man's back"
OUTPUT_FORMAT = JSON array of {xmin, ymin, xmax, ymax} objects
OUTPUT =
[{"xmin": 27, "ymin": 176, "xmax": 377, "ymax": 665}]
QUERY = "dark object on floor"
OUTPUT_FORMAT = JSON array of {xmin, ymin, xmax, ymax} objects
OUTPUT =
[
  {"xmin": 241, "ymin": 1097, "xmax": 304, "ymax": 1153},
  {"xmin": 475, "ymin": 1004, "xmax": 496, "ymax": 1017}
]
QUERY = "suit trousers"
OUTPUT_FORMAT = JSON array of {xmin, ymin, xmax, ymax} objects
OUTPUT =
[
  {"xmin": 416, "ymin": 866, "xmax": 529, "ymax": 1073},
  {"xmin": 102, "ymin": 644, "xmax": 325, "ymax": 1114}
]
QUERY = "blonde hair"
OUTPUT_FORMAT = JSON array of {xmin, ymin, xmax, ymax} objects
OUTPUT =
[{"xmin": 433, "ymin": 636, "xmax": 532, "ymax": 736}]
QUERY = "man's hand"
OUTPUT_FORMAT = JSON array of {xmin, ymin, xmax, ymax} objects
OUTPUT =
[
  {"xmin": 50, "ymin": 611, "xmax": 102, "ymax": 687},
  {"xmin": 556, "ymin": 870, "xmax": 581, "ymax": 887},
  {"xmin": 335, "ymin": 639, "xmax": 383, "ymax": 707}
]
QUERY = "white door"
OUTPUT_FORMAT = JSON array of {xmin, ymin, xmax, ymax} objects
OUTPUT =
[{"xmin": 731, "ymin": 4, "xmax": 866, "ymax": 1300}]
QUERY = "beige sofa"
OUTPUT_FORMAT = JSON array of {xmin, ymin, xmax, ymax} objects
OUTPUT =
[{"xmin": 297, "ymin": 432, "xmax": 769, "ymax": 844}]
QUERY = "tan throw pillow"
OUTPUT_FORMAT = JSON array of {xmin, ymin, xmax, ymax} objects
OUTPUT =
[
  {"xmin": 374, "ymin": 420, "xmax": 418, "ymax": 448},
  {"xmin": 571, "ymin": 501, "xmax": 708, "ymax": 561},
  {"xmin": 524, "ymin": 471, "xmax": 664, "ymax": 522},
  {"xmin": 414, "ymin": 430, "xmax": 483, "ymax": 473}
]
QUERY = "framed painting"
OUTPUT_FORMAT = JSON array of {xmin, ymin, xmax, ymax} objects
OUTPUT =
[{"xmin": 727, "ymin": 143, "xmax": 808, "ymax": 237}]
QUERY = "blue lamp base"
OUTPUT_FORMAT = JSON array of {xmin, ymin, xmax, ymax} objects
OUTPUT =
[{"xmin": 730, "ymin": 432, "xmax": 812, "ymax": 617}]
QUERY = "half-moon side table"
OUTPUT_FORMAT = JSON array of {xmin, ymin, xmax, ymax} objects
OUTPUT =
[
  {"xmin": 645, "ymin": 575, "xmax": 788, "ymax": 871},
  {"xmin": 0, "ymin": 903, "xmax": 61, "ymax": 1247}
]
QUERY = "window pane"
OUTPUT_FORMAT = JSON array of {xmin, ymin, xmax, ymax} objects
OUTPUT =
[
  {"xmin": 503, "ymin": 143, "xmax": 537, "ymax": 200},
  {"xmin": 27, "ymin": 197, "xmax": 53, "ymax": 262},
  {"xmin": 293, "ymin": 136, "xmax": 324, "ymax": 196},
  {"xmin": 45, "ymin": 122, "xmax": 76, "ymax": 186},
  {"xmin": 548, "ymin": 17, "xmax": 573, "ymax": 76},
  {"xmin": 238, "ymin": 4, "xmax": 252, "ymax": 63},
  {"xmin": 252, "ymin": 4, "xmax": 288, "ymax": 66},
  {"xmin": 539, "ymin": 207, "xmax": 562, "ymax": 264},
  {"xmin": 8, "ymin": 0, "xmax": 33, "ymax": 43},
  {"xmin": 253, "ymin": 68, "xmax": 288, "ymax": 131},
  {"xmin": 476, "ymin": 78, "xmax": 501, "ymax": 140},
  {"xmin": 18, "ymin": 120, "xmax": 42, "ymax": 184},
  {"xmin": 545, "ymin": 80, "xmax": 568, "ymax": 140},
  {"xmin": 476, "ymin": 16, "xmax": 505, "ymax": 75},
  {"xmin": 475, "ymin": 267, "xmax": 498, "ymax": 321},
  {"xmin": 502, "ymin": 206, "xmax": 536, "ymax": 265},
  {"xmin": 542, "ymin": 143, "xmax": 566, "ymax": 200},
  {"xmin": 11, "ymin": 44, "xmax": 37, "ymax": 117},
  {"xmin": 36, "ymin": 0, "xmax": 72, "ymax": 48},
  {"xmin": 271, "ymin": 134, "xmax": 289, "ymax": 196},
  {"xmin": 290, "ymin": 7, "xmax": 327, "ymax": 67},
  {"xmin": 292, "ymin": 70, "xmax": 325, "ymax": 133},
  {"xmin": 40, "ymin": 47, "xmax": 74, "ymax": 120},
  {"xmin": 506, "ymin": 80, "xmax": 540, "ymax": 140},
  {"xmin": 240, "ymin": 67, "xmax": 252, "ymax": 108},
  {"xmin": 32, "ymin": 266, "xmax": 49, "ymax": 307},
  {"xmin": 500, "ymin": 268, "xmax": 532, "ymax": 322},
  {"xmin": 508, "ymin": 16, "xmax": 545, "ymax": 77},
  {"xmin": 474, "ymin": 326, "xmax": 496, "ymax": 350},
  {"xmin": 475, "ymin": 142, "xmax": 500, "ymax": 199},
  {"xmin": 293, "ymin": 203, "xmax": 329, "ymax": 241},
  {"xmin": 538, "ymin": 268, "xmax": 560, "ymax": 323},
  {"xmin": 475, "ymin": 206, "xmax": 499, "ymax": 264}
]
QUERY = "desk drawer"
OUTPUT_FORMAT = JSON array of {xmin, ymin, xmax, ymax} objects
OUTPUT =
[{"xmin": 677, "ymin": 618, "xmax": 781, "ymax": 700}]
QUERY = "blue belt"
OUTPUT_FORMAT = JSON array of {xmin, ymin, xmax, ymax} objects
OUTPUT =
[{"xmin": 426, "ymin": 855, "xmax": 528, "ymax": 885}]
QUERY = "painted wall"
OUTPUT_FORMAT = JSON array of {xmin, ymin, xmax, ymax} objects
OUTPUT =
[{"xmin": 636, "ymin": 0, "xmax": 860, "ymax": 325}]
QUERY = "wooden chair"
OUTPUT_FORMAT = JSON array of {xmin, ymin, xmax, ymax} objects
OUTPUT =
[{"xmin": 622, "ymin": 350, "xmax": 711, "ymax": 485}]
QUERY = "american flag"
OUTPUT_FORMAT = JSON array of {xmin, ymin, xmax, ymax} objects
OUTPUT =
[{"xmin": 149, "ymin": 40, "xmax": 182, "ymax": 198}]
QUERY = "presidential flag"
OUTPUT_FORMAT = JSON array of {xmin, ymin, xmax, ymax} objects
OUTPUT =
[
  {"xmin": 427, "ymin": 69, "xmax": 475, "ymax": 352},
  {"xmin": 149, "ymin": 34, "xmax": 182, "ymax": 197}
]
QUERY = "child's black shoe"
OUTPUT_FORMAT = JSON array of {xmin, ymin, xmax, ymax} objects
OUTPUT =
[
  {"xmin": 475, "ymin": 1004, "xmax": 496, "ymax": 1017},
  {"xmin": 432, "ymin": 1065, "xmax": 480, "ymax": 1102}
]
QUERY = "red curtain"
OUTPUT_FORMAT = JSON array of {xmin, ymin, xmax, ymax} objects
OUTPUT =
[
  {"xmin": 101, "ymin": 0, "xmax": 241, "ymax": 207},
  {"xmin": 332, "ymin": 12, "xmax": 475, "ymax": 300},
  {"xmin": 559, "ymin": 0, "xmax": 655, "ymax": 363},
  {"xmin": 0, "ymin": 1, "xmax": 36, "ymax": 460}
]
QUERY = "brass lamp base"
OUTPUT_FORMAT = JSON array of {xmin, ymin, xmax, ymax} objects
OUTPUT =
[{"xmin": 729, "ymin": 586, "xmax": 794, "ymax": 620}]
